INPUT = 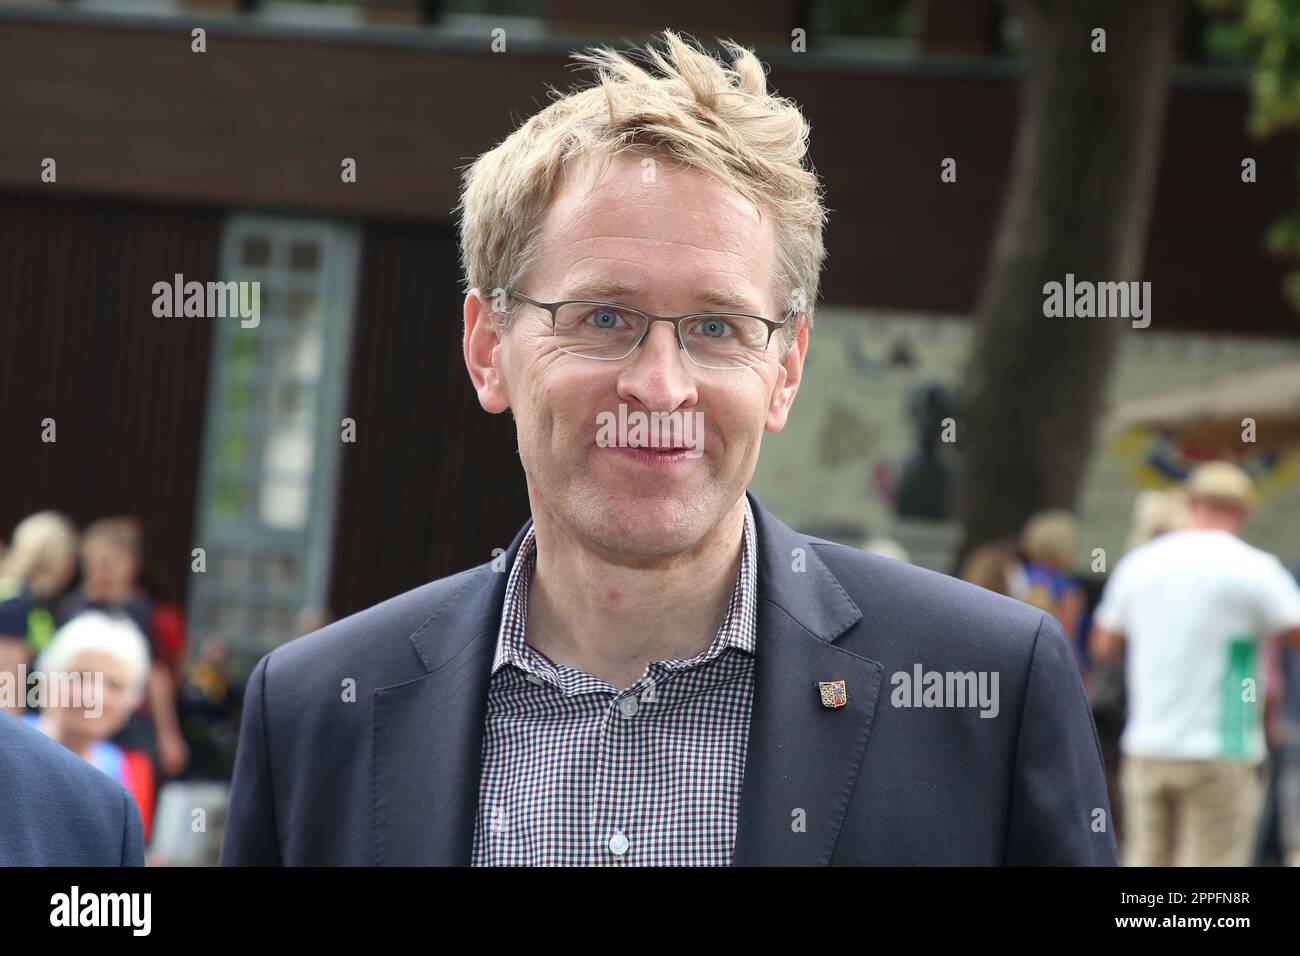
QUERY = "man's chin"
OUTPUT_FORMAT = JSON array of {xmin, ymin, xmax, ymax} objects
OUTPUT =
[{"xmin": 571, "ymin": 490, "xmax": 709, "ymax": 557}]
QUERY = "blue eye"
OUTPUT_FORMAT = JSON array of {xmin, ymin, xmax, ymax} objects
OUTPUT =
[
  {"xmin": 587, "ymin": 308, "xmax": 623, "ymax": 330},
  {"xmin": 696, "ymin": 318, "xmax": 733, "ymax": 338}
]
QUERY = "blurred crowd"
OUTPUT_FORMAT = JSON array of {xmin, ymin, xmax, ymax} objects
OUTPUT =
[
  {"xmin": 955, "ymin": 461, "xmax": 1300, "ymax": 866},
  {"xmin": 5, "ymin": 460, "xmax": 1299, "ymax": 868},
  {"xmin": 0, "ymin": 514, "xmax": 243, "ymax": 862}
]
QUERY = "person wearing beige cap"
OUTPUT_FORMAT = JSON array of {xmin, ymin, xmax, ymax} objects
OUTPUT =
[
  {"xmin": 1090, "ymin": 461, "xmax": 1300, "ymax": 866},
  {"xmin": 1184, "ymin": 460, "xmax": 1258, "ymax": 512}
]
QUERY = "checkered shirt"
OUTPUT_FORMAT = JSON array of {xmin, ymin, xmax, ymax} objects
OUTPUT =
[{"xmin": 470, "ymin": 498, "xmax": 758, "ymax": 866}]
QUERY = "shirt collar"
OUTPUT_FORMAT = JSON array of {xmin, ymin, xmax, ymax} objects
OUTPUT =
[{"xmin": 490, "ymin": 495, "xmax": 758, "ymax": 678}]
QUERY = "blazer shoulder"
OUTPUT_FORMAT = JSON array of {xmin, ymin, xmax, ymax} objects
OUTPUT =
[
  {"xmin": 809, "ymin": 538, "xmax": 1049, "ymax": 657},
  {"xmin": 259, "ymin": 562, "xmax": 494, "ymax": 689},
  {"xmin": 0, "ymin": 715, "xmax": 142, "ymax": 866}
]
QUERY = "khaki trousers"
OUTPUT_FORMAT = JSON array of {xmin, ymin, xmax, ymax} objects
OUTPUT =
[{"xmin": 1120, "ymin": 755, "xmax": 1262, "ymax": 866}]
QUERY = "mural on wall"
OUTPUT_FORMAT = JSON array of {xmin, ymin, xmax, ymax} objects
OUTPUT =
[
  {"xmin": 1106, "ymin": 360, "xmax": 1300, "ymax": 500},
  {"xmin": 1108, "ymin": 430, "xmax": 1299, "ymax": 497},
  {"xmin": 750, "ymin": 308, "xmax": 1300, "ymax": 572}
]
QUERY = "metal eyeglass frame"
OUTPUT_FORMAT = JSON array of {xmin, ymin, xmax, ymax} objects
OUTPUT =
[{"xmin": 504, "ymin": 288, "xmax": 795, "ymax": 370}]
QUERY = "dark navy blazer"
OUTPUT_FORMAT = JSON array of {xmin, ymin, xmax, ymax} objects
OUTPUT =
[
  {"xmin": 0, "ymin": 712, "xmax": 145, "ymax": 866},
  {"xmin": 222, "ymin": 491, "xmax": 1118, "ymax": 866}
]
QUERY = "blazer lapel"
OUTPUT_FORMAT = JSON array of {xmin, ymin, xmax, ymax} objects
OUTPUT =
[
  {"xmin": 731, "ymin": 492, "xmax": 885, "ymax": 865},
  {"xmin": 371, "ymin": 518, "xmax": 533, "ymax": 865},
  {"xmin": 371, "ymin": 493, "xmax": 884, "ymax": 866}
]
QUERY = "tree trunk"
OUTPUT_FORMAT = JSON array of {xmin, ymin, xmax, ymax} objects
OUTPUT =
[{"xmin": 955, "ymin": 0, "xmax": 1185, "ymax": 567}]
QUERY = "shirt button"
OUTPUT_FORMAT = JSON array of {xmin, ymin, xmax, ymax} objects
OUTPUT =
[
  {"xmin": 618, "ymin": 696, "xmax": 639, "ymax": 718},
  {"xmin": 524, "ymin": 673, "xmax": 544, "ymax": 686},
  {"xmin": 608, "ymin": 831, "xmax": 629, "ymax": 856}
]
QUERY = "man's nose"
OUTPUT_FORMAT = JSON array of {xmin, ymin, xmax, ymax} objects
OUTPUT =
[{"xmin": 615, "ymin": 320, "xmax": 698, "ymax": 410}]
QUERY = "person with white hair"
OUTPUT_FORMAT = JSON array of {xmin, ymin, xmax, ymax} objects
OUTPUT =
[
  {"xmin": 57, "ymin": 516, "xmax": 190, "ymax": 779},
  {"xmin": 26, "ymin": 610, "xmax": 156, "ymax": 843},
  {"xmin": 1091, "ymin": 461, "xmax": 1300, "ymax": 866},
  {"xmin": 0, "ymin": 511, "xmax": 79, "ymax": 717}
]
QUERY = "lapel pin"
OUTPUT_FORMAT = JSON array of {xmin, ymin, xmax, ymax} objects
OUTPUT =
[{"xmin": 818, "ymin": 680, "xmax": 847, "ymax": 709}]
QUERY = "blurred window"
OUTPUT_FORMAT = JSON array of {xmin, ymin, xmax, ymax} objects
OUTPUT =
[{"xmin": 188, "ymin": 215, "xmax": 359, "ymax": 658}]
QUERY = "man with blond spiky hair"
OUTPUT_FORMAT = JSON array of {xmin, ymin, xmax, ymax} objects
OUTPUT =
[{"xmin": 223, "ymin": 31, "xmax": 1115, "ymax": 867}]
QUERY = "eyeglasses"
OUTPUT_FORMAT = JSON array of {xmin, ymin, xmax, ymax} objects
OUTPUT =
[{"xmin": 504, "ymin": 288, "xmax": 793, "ymax": 370}]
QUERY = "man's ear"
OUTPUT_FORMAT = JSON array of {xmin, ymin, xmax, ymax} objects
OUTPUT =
[
  {"xmin": 765, "ymin": 319, "xmax": 808, "ymax": 434},
  {"xmin": 464, "ymin": 289, "xmax": 511, "ymax": 414}
]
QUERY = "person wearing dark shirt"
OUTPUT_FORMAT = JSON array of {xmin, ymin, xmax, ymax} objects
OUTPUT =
[{"xmin": 57, "ymin": 518, "xmax": 188, "ymax": 778}]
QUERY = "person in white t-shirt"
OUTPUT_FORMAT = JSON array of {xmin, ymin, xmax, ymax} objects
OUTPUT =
[{"xmin": 1090, "ymin": 461, "xmax": 1300, "ymax": 866}]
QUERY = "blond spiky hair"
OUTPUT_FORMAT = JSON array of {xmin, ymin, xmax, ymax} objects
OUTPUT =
[{"xmin": 456, "ymin": 30, "xmax": 828, "ymax": 345}]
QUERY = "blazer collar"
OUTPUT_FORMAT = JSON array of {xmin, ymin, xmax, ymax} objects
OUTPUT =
[
  {"xmin": 372, "ymin": 491, "xmax": 883, "ymax": 865},
  {"xmin": 731, "ymin": 492, "xmax": 883, "ymax": 864}
]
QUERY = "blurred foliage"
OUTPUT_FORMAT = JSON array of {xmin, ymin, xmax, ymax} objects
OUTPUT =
[
  {"xmin": 1202, "ymin": 13, "xmax": 1253, "ymax": 60},
  {"xmin": 1206, "ymin": 0, "xmax": 1300, "ymax": 311}
]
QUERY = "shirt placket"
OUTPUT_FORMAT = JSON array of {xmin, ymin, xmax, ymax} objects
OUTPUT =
[
  {"xmin": 477, "ymin": 498, "xmax": 756, "ymax": 868},
  {"xmin": 590, "ymin": 664, "xmax": 669, "ymax": 866}
]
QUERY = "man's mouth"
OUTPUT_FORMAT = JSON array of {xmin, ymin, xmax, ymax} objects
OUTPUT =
[
  {"xmin": 592, "ymin": 405, "xmax": 708, "ymax": 460},
  {"xmin": 627, "ymin": 442, "xmax": 688, "ymax": 452},
  {"xmin": 606, "ymin": 443, "xmax": 704, "ymax": 465}
]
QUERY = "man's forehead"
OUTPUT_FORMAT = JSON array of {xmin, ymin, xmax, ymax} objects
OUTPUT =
[
  {"xmin": 548, "ymin": 152, "xmax": 763, "ymax": 231},
  {"xmin": 533, "ymin": 153, "xmax": 777, "ymax": 309}
]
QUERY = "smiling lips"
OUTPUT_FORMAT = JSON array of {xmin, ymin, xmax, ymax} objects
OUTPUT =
[{"xmin": 608, "ymin": 444, "xmax": 701, "ymax": 467}]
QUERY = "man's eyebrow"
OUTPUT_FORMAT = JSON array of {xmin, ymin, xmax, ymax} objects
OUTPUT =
[{"xmin": 564, "ymin": 279, "xmax": 764, "ymax": 314}]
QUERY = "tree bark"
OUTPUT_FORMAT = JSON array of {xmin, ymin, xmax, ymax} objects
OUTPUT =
[{"xmin": 955, "ymin": 0, "xmax": 1185, "ymax": 567}]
